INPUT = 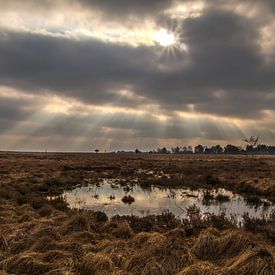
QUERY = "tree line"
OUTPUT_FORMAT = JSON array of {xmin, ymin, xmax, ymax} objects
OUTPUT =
[
  {"xmin": 132, "ymin": 144, "xmax": 275, "ymax": 155},
  {"xmin": 95, "ymin": 137, "xmax": 275, "ymax": 155}
]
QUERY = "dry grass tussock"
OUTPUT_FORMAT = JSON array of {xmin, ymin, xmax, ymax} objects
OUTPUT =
[
  {"xmin": 125, "ymin": 231, "xmax": 193, "ymax": 274},
  {"xmin": 79, "ymin": 252, "xmax": 116, "ymax": 275},
  {"xmin": 0, "ymin": 252, "xmax": 53, "ymax": 275},
  {"xmin": 5, "ymin": 206, "xmax": 273, "ymax": 274},
  {"xmin": 227, "ymin": 248, "xmax": 275, "ymax": 274},
  {"xmin": 179, "ymin": 261, "xmax": 222, "ymax": 275},
  {"xmin": 192, "ymin": 228, "xmax": 254, "ymax": 261}
]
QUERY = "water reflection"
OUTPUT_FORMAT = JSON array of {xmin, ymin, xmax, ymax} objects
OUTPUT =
[{"xmin": 58, "ymin": 179, "xmax": 274, "ymax": 222}]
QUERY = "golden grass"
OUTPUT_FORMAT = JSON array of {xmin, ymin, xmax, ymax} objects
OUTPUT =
[
  {"xmin": 1, "ymin": 252, "xmax": 52, "ymax": 275},
  {"xmin": 227, "ymin": 248, "xmax": 275, "ymax": 274},
  {"xmin": 179, "ymin": 261, "xmax": 222, "ymax": 275},
  {"xmin": 0, "ymin": 153, "xmax": 274, "ymax": 274},
  {"xmin": 193, "ymin": 228, "xmax": 254, "ymax": 261},
  {"xmin": 80, "ymin": 252, "xmax": 115, "ymax": 275}
]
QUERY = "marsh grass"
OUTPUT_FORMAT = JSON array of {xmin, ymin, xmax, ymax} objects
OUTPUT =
[{"xmin": 0, "ymin": 153, "xmax": 274, "ymax": 274}]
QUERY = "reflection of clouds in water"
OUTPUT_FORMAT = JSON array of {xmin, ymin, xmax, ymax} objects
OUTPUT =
[{"xmin": 62, "ymin": 182, "xmax": 275, "ymax": 222}]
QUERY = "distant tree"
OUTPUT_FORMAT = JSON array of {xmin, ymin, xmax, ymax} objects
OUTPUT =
[
  {"xmin": 194, "ymin": 144, "xmax": 204, "ymax": 154},
  {"xmin": 209, "ymin": 145, "xmax": 223, "ymax": 154},
  {"xmin": 215, "ymin": 145, "xmax": 223, "ymax": 154},
  {"xmin": 95, "ymin": 149, "xmax": 99, "ymax": 153},
  {"xmin": 204, "ymin": 147, "xmax": 212, "ymax": 154},
  {"xmin": 158, "ymin": 147, "xmax": 169, "ymax": 154},
  {"xmin": 187, "ymin": 146, "xmax": 193, "ymax": 153},
  {"xmin": 224, "ymin": 144, "xmax": 241, "ymax": 154},
  {"xmin": 244, "ymin": 136, "xmax": 259, "ymax": 158},
  {"xmin": 182, "ymin": 146, "xmax": 188, "ymax": 154},
  {"xmin": 135, "ymin": 149, "xmax": 141, "ymax": 154},
  {"xmin": 268, "ymin": 146, "xmax": 275, "ymax": 154},
  {"xmin": 254, "ymin": 144, "xmax": 268, "ymax": 155},
  {"xmin": 171, "ymin": 146, "xmax": 181, "ymax": 154}
]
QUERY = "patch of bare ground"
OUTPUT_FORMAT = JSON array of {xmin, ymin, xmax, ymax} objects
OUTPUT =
[{"xmin": 0, "ymin": 153, "xmax": 274, "ymax": 274}]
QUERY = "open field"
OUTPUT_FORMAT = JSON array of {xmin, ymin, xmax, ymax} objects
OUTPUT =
[{"xmin": 0, "ymin": 153, "xmax": 274, "ymax": 274}]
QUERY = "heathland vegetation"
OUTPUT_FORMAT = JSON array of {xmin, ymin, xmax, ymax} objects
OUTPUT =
[{"xmin": 0, "ymin": 153, "xmax": 274, "ymax": 274}]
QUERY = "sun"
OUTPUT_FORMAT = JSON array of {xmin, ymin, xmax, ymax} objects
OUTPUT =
[{"xmin": 153, "ymin": 29, "xmax": 176, "ymax": 47}]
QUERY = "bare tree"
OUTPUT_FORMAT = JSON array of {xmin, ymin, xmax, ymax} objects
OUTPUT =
[{"xmin": 244, "ymin": 136, "xmax": 259, "ymax": 159}]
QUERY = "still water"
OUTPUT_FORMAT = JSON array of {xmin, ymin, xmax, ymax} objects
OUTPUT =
[{"xmin": 57, "ymin": 179, "xmax": 274, "ymax": 222}]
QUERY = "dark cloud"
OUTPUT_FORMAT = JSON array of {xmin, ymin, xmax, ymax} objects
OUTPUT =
[
  {"xmin": 78, "ymin": 0, "xmax": 174, "ymax": 19},
  {"xmin": 0, "ymin": 0, "xmax": 58, "ymax": 12},
  {"xmin": 138, "ymin": 8, "xmax": 275, "ymax": 116},
  {"xmin": 0, "ymin": 0, "xmax": 174, "ymax": 22},
  {"xmin": 1, "ymin": 7, "xmax": 275, "ymax": 119},
  {"xmin": 0, "ymin": 96, "xmax": 35, "ymax": 130},
  {"xmin": 0, "ymin": 31, "xmax": 156, "ymax": 106}
]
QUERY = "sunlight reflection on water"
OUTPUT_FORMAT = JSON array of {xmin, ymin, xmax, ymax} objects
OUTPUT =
[{"xmin": 57, "ymin": 179, "xmax": 275, "ymax": 222}]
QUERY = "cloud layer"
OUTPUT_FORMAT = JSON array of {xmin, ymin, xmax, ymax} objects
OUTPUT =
[{"xmin": 0, "ymin": 0, "xmax": 274, "ymax": 151}]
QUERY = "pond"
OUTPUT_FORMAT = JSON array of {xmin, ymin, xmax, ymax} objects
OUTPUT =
[{"xmin": 54, "ymin": 179, "xmax": 274, "ymax": 222}]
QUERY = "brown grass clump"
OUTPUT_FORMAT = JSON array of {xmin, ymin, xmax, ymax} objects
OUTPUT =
[
  {"xmin": 31, "ymin": 236, "xmax": 58, "ymax": 252},
  {"xmin": 93, "ymin": 211, "xmax": 108, "ymax": 223},
  {"xmin": 51, "ymin": 241, "xmax": 85, "ymax": 258},
  {"xmin": 179, "ymin": 261, "xmax": 222, "ymax": 275},
  {"xmin": 0, "ymin": 186, "xmax": 20, "ymax": 201},
  {"xmin": 69, "ymin": 230, "xmax": 98, "ymax": 244},
  {"xmin": 46, "ymin": 270, "xmax": 75, "ymax": 275},
  {"xmin": 193, "ymin": 228, "xmax": 253, "ymax": 261},
  {"xmin": 18, "ymin": 214, "xmax": 35, "ymax": 223},
  {"xmin": 164, "ymin": 227, "xmax": 186, "ymax": 239},
  {"xmin": 103, "ymin": 220, "xmax": 134, "ymax": 239},
  {"xmin": 126, "ymin": 232, "xmax": 192, "ymax": 273},
  {"xmin": 37, "ymin": 205, "xmax": 54, "ymax": 217},
  {"xmin": 227, "ymin": 248, "xmax": 275, "ymax": 275},
  {"xmin": 10, "ymin": 238, "xmax": 34, "ymax": 254},
  {"xmin": 42, "ymin": 250, "xmax": 75, "ymax": 274},
  {"xmin": 123, "ymin": 211, "xmax": 182, "ymax": 233},
  {"xmin": 32, "ymin": 225, "xmax": 60, "ymax": 240},
  {"xmin": 80, "ymin": 252, "xmax": 115, "ymax": 275},
  {"xmin": 94, "ymin": 239, "xmax": 128, "ymax": 267},
  {"xmin": 27, "ymin": 196, "xmax": 47, "ymax": 210},
  {"xmin": 48, "ymin": 196, "xmax": 69, "ymax": 211},
  {"xmin": 0, "ymin": 235, "xmax": 9, "ymax": 252},
  {"xmin": 41, "ymin": 250, "xmax": 72, "ymax": 262},
  {"xmin": 109, "ymin": 251, "xmax": 126, "ymax": 268},
  {"xmin": 62, "ymin": 213, "xmax": 90, "ymax": 234},
  {"xmin": 142, "ymin": 257, "xmax": 166, "ymax": 275},
  {"xmin": 1, "ymin": 252, "xmax": 52, "ymax": 275},
  {"xmin": 242, "ymin": 212, "xmax": 275, "ymax": 243}
]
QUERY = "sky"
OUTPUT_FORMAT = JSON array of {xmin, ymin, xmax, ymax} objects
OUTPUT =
[{"xmin": 0, "ymin": 0, "xmax": 275, "ymax": 151}]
